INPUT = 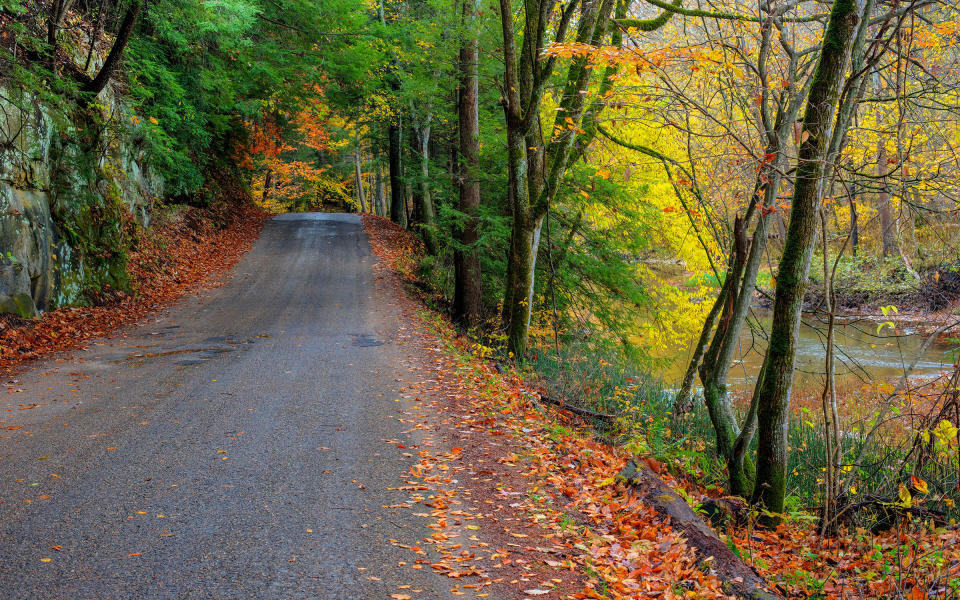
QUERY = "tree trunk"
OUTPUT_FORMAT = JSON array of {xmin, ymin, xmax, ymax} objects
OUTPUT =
[
  {"xmin": 46, "ymin": 0, "xmax": 72, "ymax": 75},
  {"xmin": 375, "ymin": 166, "xmax": 386, "ymax": 217},
  {"xmin": 81, "ymin": 0, "xmax": 143, "ymax": 98},
  {"xmin": 262, "ymin": 169, "xmax": 273, "ymax": 204},
  {"xmin": 672, "ymin": 285, "xmax": 725, "ymax": 419},
  {"xmin": 388, "ymin": 122, "xmax": 406, "ymax": 226},
  {"xmin": 849, "ymin": 181, "xmax": 859, "ymax": 256},
  {"xmin": 416, "ymin": 121, "xmax": 438, "ymax": 254},
  {"xmin": 505, "ymin": 212, "xmax": 544, "ymax": 357},
  {"xmin": 354, "ymin": 150, "xmax": 368, "ymax": 213},
  {"xmin": 752, "ymin": 0, "xmax": 865, "ymax": 524},
  {"xmin": 497, "ymin": 0, "xmax": 612, "ymax": 359},
  {"xmin": 408, "ymin": 126, "xmax": 423, "ymax": 225},
  {"xmin": 877, "ymin": 138, "xmax": 897, "ymax": 257},
  {"xmin": 454, "ymin": 0, "xmax": 482, "ymax": 328}
]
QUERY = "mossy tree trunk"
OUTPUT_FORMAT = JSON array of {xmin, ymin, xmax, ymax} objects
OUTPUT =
[{"xmin": 752, "ymin": 0, "xmax": 866, "ymax": 525}]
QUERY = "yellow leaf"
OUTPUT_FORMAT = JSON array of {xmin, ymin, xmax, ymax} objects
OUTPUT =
[
  {"xmin": 148, "ymin": 117, "xmax": 159, "ymax": 125},
  {"xmin": 898, "ymin": 484, "xmax": 912, "ymax": 508}
]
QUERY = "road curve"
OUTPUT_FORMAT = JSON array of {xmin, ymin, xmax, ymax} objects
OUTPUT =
[{"xmin": 0, "ymin": 213, "xmax": 469, "ymax": 599}]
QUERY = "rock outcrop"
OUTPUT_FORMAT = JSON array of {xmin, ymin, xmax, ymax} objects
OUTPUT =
[{"xmin": 0, "ymin": 87, "xmax": 161, "ymax": 316}]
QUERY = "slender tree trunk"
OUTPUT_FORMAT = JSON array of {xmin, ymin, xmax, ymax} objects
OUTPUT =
[
  {"xmin": 375, "ymin": 166, "xmax": 386, "ymax": 217},
  {"xmin": 672, "ymin": 286, "xmax": 725, "ymax": 419},
  {"xmin": 408, "ymin": 126, "xmax": 423, "ymax": 225},
  {"xmin": 698, "ymin": 126, "xmax": 797, "ymax": 498},
  {"xmin": 818, "ymin": 207, "xmax": 842, "ymax": 534},
  {"xmin": 388, "ymin": 122, "xmax": 406, "ymax": 226},
  {"xmin": 497, "ymin": 0, "xmax": 531, "ymax": 351},
  {"xmin": 416, "ymin": 121, "xmax": 438, "ymax": 254},
  {"xmin": 877, "ymin": 137, "xmax": 897, "ymax": 257},
  {"xmin": 752, "ymin": 0, "xmax": 866, "ymax": 524},
  {"xmin": 262, "ymin": 169, "xmax": 273, "ymax": 204},
  {"xmin": 46, "ymin": 0, "xmax": 70, "ymax": 74},
  {"xmin": 81, "ymin": 0, "xmax": 143, "ymax": 97},
  {"xmin": 849, "ymin": 181, "xmax": 859, "ymax": 256},
  {"xmin": 354, "ymin": 149, "xmax": 368, "ymax": 213},
  {"xmin": 699, "ymin": 215, "xmax": 757, "ymax": 497},
  {"xmin": 454, "ymin": 0, "xmax": 482, "ymax": 327}
]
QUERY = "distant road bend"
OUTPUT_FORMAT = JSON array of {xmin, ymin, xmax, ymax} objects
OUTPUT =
[{"xmin": 0, "ymin": 213, "xmax": 480, "ymax": 599}]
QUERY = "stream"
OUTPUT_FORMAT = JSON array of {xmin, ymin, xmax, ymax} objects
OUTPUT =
[{"xmin": 662, "ymin": 313, "xmax": 957, "ymax": 395}]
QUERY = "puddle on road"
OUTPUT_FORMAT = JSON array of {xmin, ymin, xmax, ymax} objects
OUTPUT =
[
  {"xmin": 349, "ymin": 333, "xmax": 384, "ymax": 347},
  {"xmin": 117, "ymin": 338, "xmax": 260, "ymax": 367}
]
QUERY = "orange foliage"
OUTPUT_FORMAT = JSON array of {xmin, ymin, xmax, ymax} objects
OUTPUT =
[{"xmin": 238, "ymin": 90, "xmax": 337, "ymax": 210}]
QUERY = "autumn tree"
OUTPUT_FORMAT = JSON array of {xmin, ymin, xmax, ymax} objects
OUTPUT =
[{"xmin": 496, "ymin": 0, "xmax": 679, "ymax": 358}]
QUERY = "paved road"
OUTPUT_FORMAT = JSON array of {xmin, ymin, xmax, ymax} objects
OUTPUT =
[{"xmin": 0, "ymin": 214, "xmax": 462, "ymax": 599}]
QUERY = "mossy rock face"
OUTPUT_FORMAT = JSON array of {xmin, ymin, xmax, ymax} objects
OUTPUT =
[
  {"xmin": 0, "ymin": 187, "xmax": 55, "ymax": 315},
  {"xmin": 0, "ymin": 292, "xmax": 37, "ymax": 318},
  {"xmin": 0, "ymin": 84, "xmax": 162, "ymax": 315},
  {"xmin": 0, "ymin": 91, "xmax": 54, "ymax": 190}
]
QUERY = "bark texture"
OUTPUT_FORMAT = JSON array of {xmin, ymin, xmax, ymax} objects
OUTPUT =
[{"xmin": 454, "ymin": 0, "xmax": 482, "ymax": 327}]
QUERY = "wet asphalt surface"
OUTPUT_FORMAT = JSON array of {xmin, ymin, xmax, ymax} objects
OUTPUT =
[{"xmin": 0, "ymin": 214, "xmax": 469, "ymax": 599}]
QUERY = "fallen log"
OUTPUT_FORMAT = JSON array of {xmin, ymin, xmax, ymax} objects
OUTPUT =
[
  {"xmin": 534, "ymin": 393, "xmax": 617, "ymax": 422},
  {"xmin": 617, "ymin": 459, "xmax": 781, "ymax": 600}
]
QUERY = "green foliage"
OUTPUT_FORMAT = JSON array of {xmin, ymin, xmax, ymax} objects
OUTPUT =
[
  {"xmin": 543, "ymin": 162, "xmax": 657, "ymax": 361},
  {"xmin": 809, "ymin": 253, "xmax": 922, "ymax": 297},
  {"xmin": 126, "ymin": 0, "xmax": 312, "ymax": 198}
]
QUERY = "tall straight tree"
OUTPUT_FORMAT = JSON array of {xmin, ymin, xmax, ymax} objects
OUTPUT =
[
  {"xmin": 388, "ymin": 94, "xmax": 407, "ymax": 226},
  {"xmin": 453, "ymin": 0, "xmax": 482, "ymax": 327}
]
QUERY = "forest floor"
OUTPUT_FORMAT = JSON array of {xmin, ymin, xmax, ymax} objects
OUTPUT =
[{"xmin": 362, "ymin": 214, "xmax": 736, "ymax": 599}]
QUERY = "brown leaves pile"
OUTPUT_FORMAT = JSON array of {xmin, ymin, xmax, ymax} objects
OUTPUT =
[{"xmin": 362, "ymin": 214, "xmax": 424, "ymax": 283}]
